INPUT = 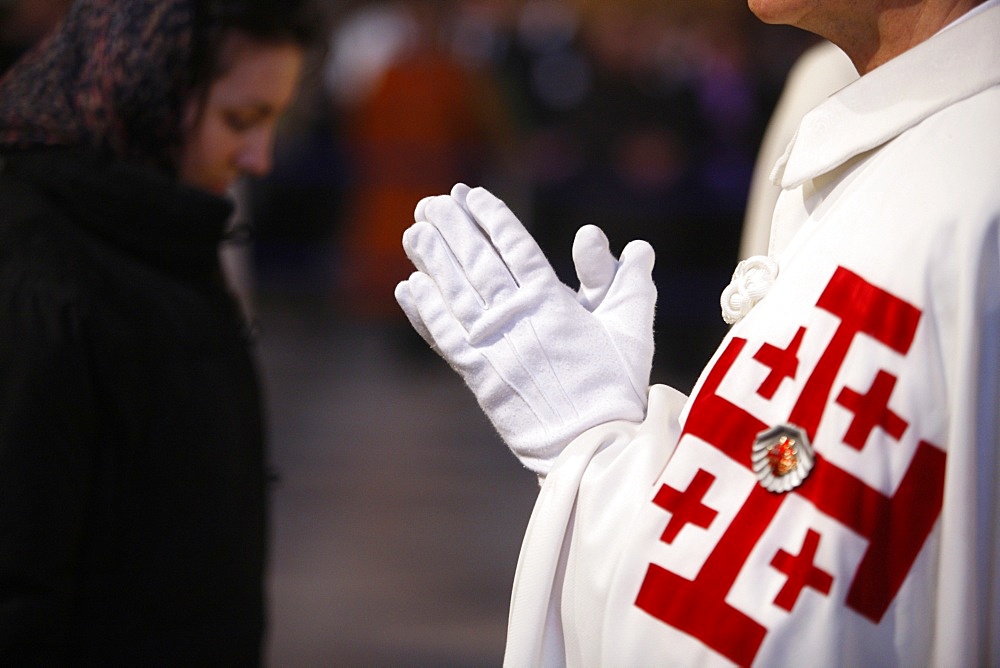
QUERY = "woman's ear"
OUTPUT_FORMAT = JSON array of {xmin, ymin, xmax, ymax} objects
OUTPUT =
[{"xmin": 180, "ymin": 95, "xmax": 204, "ymax": 136}]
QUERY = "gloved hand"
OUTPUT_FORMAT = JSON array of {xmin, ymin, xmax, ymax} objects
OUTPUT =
[{"xmin": 395, "ymin": 184, "xmax": 656, "ymax": 476}]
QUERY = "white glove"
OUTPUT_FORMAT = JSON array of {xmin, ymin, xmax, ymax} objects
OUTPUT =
[{"xmin": 395, "ymin": 184, "xmax": 656, "ymax": 476}]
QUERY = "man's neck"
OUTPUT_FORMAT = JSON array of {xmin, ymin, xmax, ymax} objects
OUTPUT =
[{"xmin": 828, "ymin": 0, "xmax": 987, "ymax": 74}]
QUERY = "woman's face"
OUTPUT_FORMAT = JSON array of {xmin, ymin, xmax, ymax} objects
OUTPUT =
[{"xmin": 177, "ymin": 34, "xmax": 304, "ymax": 195}]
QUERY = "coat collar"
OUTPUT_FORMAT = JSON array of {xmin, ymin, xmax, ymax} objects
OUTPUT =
[
  {"xmin": 771, "ymin": 1, "xmax": 1000, "ymax": 190},
  {"xmin": 1, "ymin": 147, "xmax": 234, "ymax": 282}
]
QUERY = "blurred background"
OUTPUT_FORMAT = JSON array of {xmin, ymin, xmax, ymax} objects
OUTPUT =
[{"xmin": 2, "ymin": 0, "xmax": 819, "ymax": 663}]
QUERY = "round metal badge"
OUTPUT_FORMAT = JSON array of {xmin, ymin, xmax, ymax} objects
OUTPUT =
[{"xmin": 751, "ymin": 424, "xmax": 815, "ymax": 493}]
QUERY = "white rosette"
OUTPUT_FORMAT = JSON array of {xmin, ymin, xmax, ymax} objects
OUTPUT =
[{"xmin": 721, "ymin": 255, "xmax": 779, "ymax": 324}]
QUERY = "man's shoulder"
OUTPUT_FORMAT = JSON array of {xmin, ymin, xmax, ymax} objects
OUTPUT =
[
  {"xmin": 906, "ymin": 84, "xmax": 1000, "ymax": 205},
  {"xmin": 927, "ymin": 82, "xmax": 1000, "ymax": 141}
]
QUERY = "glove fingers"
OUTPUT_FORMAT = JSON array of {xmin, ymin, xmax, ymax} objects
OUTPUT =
[
  {"xmin": 427, "ymin": 194, "xmax": 520, "ymax": 295},
  {"xmin": 600, "ymin": 239, "xmax": 656, "ymax": 317},
  {"xmin": 596, "ymin": 239, "xmax": 656, "ymax": 395},
  {"xmin": 395, "ymin": 276, "xmax": 434, "ymax": 347},
  {"xmin": 464, "ymin": 187, "xmax": 556, "ymax": 287},
  {"xmin": 619, "ymin": 238, "xmax": 656, "ymax": 275},
  {"xmin": 402, "ymin": 220, "xmax": 486, "ymax": 328},
  {"xmin": 450, "ymin": 182, "xmax": 472, "ymax": 204},
  {"xmin": 572, "ymin": 224, "xmax": 617, "ymax": 310},
  {"xmin": 424, "ymin": 194, "xmax": 521, "ymax": 307},
  {"xmin": 413, "ymin": 194, "xmax": 435, "ymax": 224},
  {"xmin": 406, "ymin": 271, "xmax": 481, "ymax": 371}
]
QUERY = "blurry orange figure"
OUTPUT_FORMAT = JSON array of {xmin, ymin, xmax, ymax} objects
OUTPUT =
[{"xmin": 336, "ymin": 3, "xmax": 512, "ymax": 319}]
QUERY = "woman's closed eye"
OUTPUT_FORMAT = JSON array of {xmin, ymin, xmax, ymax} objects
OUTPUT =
[{"xmin": 223, "ymin": 106, "xmax": 272, "ymax": 133}]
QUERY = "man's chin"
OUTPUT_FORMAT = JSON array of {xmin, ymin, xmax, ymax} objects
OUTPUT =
[{"xmin": 746, "ymin": 0, "xmax": 798, "ymax": 26}]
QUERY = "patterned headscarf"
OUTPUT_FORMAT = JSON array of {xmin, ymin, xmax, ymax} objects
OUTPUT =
[{"xmin": 0, "ymin": 0, "xmax": 196, "ymax": 171}]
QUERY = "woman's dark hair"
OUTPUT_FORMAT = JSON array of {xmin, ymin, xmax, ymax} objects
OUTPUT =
[
  {"xmin": 0, "ymin": 0, "xmax": 329, "ymax": 170},
  {"xmin": 188, "ymin": 0, "xmax": 327, "ymax": 96}
]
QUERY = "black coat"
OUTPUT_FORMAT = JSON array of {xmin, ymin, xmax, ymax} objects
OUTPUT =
[{"xmin": 0, "ymin": 148, "xmax": 267, "ymax": 665}]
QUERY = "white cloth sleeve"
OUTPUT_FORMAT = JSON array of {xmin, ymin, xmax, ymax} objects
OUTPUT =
[{"xmin": 504, "ymin": 383, "xmax": 689, "ymax": 666}]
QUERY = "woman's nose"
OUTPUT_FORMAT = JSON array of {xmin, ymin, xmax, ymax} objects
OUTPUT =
[{"xmin": 237, "ymin": 129, "xmax": 274, "ymax": 178}]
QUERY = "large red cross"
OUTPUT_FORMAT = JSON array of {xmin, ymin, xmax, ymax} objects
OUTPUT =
[{"xmin": 635, "ymin": 267, "xmax": 944, "ymax": 666}]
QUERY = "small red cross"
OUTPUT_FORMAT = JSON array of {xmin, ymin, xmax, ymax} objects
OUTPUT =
[
  {"xmin": 753, "ymin": 327, "xmax": 806, "ymax": 399},
  {"xmin": 836, "ymin": 370, "xmax": 908, "ymax": 450},
  {"xmin": 652, "ymin": 469, "xmax": 719, "ymax": 544},
  {"xmin": 770, "ymin": 528, "xmax": 834, "ymax": 611}
]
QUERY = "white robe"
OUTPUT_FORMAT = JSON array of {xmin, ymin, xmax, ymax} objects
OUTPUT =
[{"xmin": 505, "ymin": 3, "xmax": 1000, "ymax": 665}]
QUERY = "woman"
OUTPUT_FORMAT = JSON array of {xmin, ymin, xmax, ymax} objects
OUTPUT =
[{"xmin": 0, "ymin": 0, "xmax": 322, "ymax": 662}]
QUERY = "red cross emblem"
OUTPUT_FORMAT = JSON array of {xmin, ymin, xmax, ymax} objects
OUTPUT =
[{"xmin": 635, "ymin": 267, "xmax": 945, "ymax": 665}]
